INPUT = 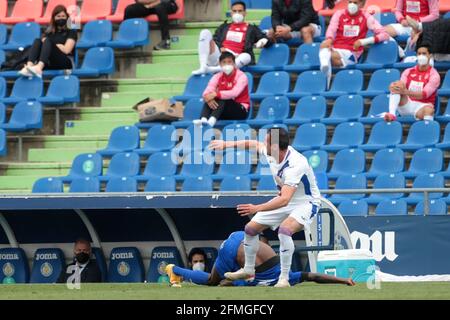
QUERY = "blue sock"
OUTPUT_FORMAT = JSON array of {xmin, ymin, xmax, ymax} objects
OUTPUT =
[
  {"xmin": 173, "ymin": 266, "xmax": 209, "ymax": 285},
  {"xmin": 288, "ymin": 271, "xmax": 302, "ymax": 285}
]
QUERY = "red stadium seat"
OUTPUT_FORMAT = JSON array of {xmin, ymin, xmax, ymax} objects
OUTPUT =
[
  {"xmin": 35, "ymin": 0, "xmax": 77, "ymax": 25},
  {"xmin": 146, "ymin": 0, "xmax": 184, "ymax": 22},
  {"xmin": 106, "ymin": 0, "xmax": 135, "ymax": 23},
  {"xmin": 363, "ymin": 0, "xmax": 397, "ymax": 14},
  {"xmin": 0, "ymin": 0, "xmax": 7, "ymax": 22},
  {"xmin": 319, "ymin": 0, "xmax": 347, "ymax": 17},
  {"xmin": 1, "ymin": 0, "xmax": 43, "ymax": 24},
  {"xmin": 79, "ymin": 0, "xmax": 112, "ymax": 24},
  {"xmin": 313, "ymin": 0, "xmax": 324, "ymax": 11}
]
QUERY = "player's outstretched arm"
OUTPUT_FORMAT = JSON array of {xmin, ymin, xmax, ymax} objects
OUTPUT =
[
  {"xmin": 209, "ymin": 140, "xmax": 264, "ymax": 152},
  {"xmin": 303, "ymin": 272, "xmax": 356, "ymax": 286}
]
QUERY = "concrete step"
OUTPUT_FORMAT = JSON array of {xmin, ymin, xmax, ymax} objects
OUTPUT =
[
  {"xmin": 64, "ymin": 120, "xmax": 137, "ymax": 136},
  {"xmin": 0, "ymin": 175, "xmax": 43, "ymax": 190},
  {"xmin": 1, "ymin": 162, "xmax": 71, "ymax": 177},
  {"xmin": 101, "ymin": 92, "xmax": 178, "ymax": 107},
  {"xmin": 136, "ymin": 62, "xmax": 197, "ymax": 80},
  {"xmin": 28, "ymin": 148, "xmax": 98, "ymax": 162},
  {"xmin": 23, "ymin": 135, "xmax": 109, "ymax": 149}
]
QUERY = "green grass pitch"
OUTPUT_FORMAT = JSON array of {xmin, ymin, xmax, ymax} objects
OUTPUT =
[{"xmin": 0, "ymin": 282, "xmax": 449, "ymax": 300}]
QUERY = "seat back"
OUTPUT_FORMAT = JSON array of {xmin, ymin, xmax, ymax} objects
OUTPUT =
[
  {"xmin": 80, "ymin": 0, "xmax": 112, "ymax": 18},
  {"xmin": 105, "ymin": 125, "xmax": 140, "ymax": 152},
  {"xmin": 409, "ymin": 148, "xmax": 443, "ymax": 174},
  {"xmin": 32, "ymin": 177, "xmax": 63, "ymax": 193},
  {"xmin": 216, "ymin": 150, "xmax": 252, "ymax": 176},
  {"xmin": 329, "ymin": 122, "xmax": 365, "ymax": 147},
  {"xmin": 375, "ymin": 199, "xmax": 408, "ymax": 215},
  {"xmin": 366, "ymin": 94, "xmax": 389, "ymax": 117},
  {"xmin": 220, "ymin": 175, "xmax": 251, "ymax": 191},
  {"xmin": 367, "ymin": 120, "xmax": 402, "ymax": 146},
  {"xmin": 404, "ymin": 121, "xmax": 440, "ymax": 146},
  {"xmin": 255, "ymin": 71, "xmax": 290, "ymax": 95},
  {"xmin": 291, "ymin": 43, "xmax": 321, "ymax": 67},
  {"xmin": 147, "ymin": 246, "xmax": 184, "ymax": 283},
  {"xmin": 8, "ymin": 22, "xmax": 41, "ymax": 46},
  {"xmin": 366, "ymin": 69, "xmax": 400, "ymax": 91},
  {"xmin": 143, "ymin": 152, "xmax": 177, "ymax": 177},
  {"xmin": 329, "ymin": 95, "xmax": 364, "ymax": 119},
  {"xmin": 182, "ymin": 176, "xmax": 213, "ymax": 191},
  {"xmin": 0, "ymin": 247, "xmax": 29, "ymax": 283},
  {"xmin": 256, "ymin": 43, "xmax": 290, "ymax": 67},
  {"xmin": 46, "ymin": 75, "xmax": 80, "ymax": 102},
  {"xmin": 302, "ymin": 149, "xmax": 328, "ymax": 173},
  {"xmin": 105, "ymin": 177, "xmax": 138, "ymax": 192},
  {"xmin": 369, "ymin": 148, "xmax": 404, "ymax": 174},
  {"xmin": 11, "ymin": 76, "xmax": 43, "ymax": 100},
  {"xmin": 106, "ymin": 152, "xmax": 141, "ymax": 177},
  {"xmin": 145, "ymin": 176, "xmax": 176, "ymax": 192},
  {"xmin": 338, "ymin": 200, "xmax": 368, "ymax": 216},
  {"xmin": 108, "ymin": 247, "xmax": 144, "ymax": 282},
  {"xmin": 415, "ymin": 199, "xmax": 447, "ymax": 215},
  {"xmin": 182, "ymin": 74, "xmax": 212, "ymax": 96},
  {"xmin": 69, "ymin": 153, "xmax": 103, "ymax": 178},
  {"xmin": 293, "ymin": 123, "xmax": 327, "ymax": 149},
  {"xmin": 330, "ymin": 149, "xmax": 366, "ymax": 175},
  {"xmin": 255, "ymin": 96, "xmax": 290, "ymax": 120},
  {"xmin": 9, "ymin": 0, "xmax": 43, "ymax": 20},
  {"xmin": 292, "ymin": 71, "xmax": 326, "ymax": 94},
  {"xmin": 79, "ymin": 19, "xmax": 113, "ymax": 44},
  {"xmin": 180, "ymin": 150, "xmax": 214, "ymax": 176},
  {"xmin": 81, "ymin": 47, "xmax": 115, "ymax": 74},
  {"xmin": 362, "ymin": 40, "xmax": 398, "ymax": 65},
  {"xmin": 69, "ymin": 177, "xmax": 101, "ymax": 193},
  {"xmin": 30, "ymin": 248, "xmax": 65, "ymax": 283},
  {"xmin": 330, "ymin": 70, "xmax": 364, "ymax": 93},
  {"xmin": 372, "ymin": 174, "xmax": 405, "ymax": 199},
  {"xmin": 292, "ymin": 95, "xmax": 326, "ymax": 121}
]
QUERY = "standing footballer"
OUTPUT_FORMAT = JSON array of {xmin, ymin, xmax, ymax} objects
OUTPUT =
[{"xmin": 209, "ymin": 128, "xmax": 321, "ymax": 288}]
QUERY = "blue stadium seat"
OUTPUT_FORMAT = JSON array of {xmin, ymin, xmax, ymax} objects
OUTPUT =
[
  {"xmin": 436, "ymin": 100, "xmax": 450, "ymax": 123},
  {"xmin": 375, "ymin": 199, "xmax": 408, "ymax": 215},
  {"xmin": 250, "ymin": 0, "xmax": 271, "ymax": 9},
  {"xmin": 246, "ymin": 96, "xmax": 290, "ymax": 127},
  {"xmin": 315, "ymin": 171, "xmax": 328, "ymax": 190},
  {"xmin": 182, "ymin": 176, "xmax": 213, "ymax": 191},
  {"xmin": 321, "ymin": 95, "xmax": 364, "ymax": 125},
  {"xmin": 406, "ymin": 173, "xmax": 444, "ymax": 205},
  {"xmin": 328, "ymin": 174, "xmax": 367, "ymax": 205},
  {"xmin": 91, "ymin": 247, "xmax": 107, "ymax": 282},
  {"xmin": 136, "ymin": 152, "xmax": 177, "ymax": 181},
  {"xmin": 323, "ymin": 70, "xmax": 364, "ymax": 98},
  {"xmin": 0, "ymin": 49, "xmax": 5, "ymax": 66},
  {"xmin": 365, "ymin": 148, "xmax": 404, "ymax": 179},
  {"xmin": 99, "ymin": 152, "xmax": 141, "ymax": 181},
  {"xmin": 250, "ymin": 71, "xmax": 290, "ymax": 101},
  {"xmin": 37, "ymin": 75, "xmax": 80, "ymax": 105},
  {"xmin": 145, "ymin": 176, "xmax": 176, "ymax": 192},
  {"xmin": 108, "ymin": 247, "xmax": 145, "ymax": 283},
  {"xmin": 105, "ymin": 177, "xmax": 138, "ymax": 192},
  {"xmin": 292, "ymin": 122, "xmax": 326, "ymax": 151},
  {"xmin": 69, "ymin": 177, "xmax": 101, "ymax": 193},
  {"xmin": 98, "ymin": 125, "xmax": 140, "ymax": 156},
  {"xmin": 257, "ymin": 175, "xmax": 277, "ymax": 191},
  {"xmin": 302, "ymin": 150, "xmax": 328, "ymax": 173},
  {"xmin": 173, "ymin": 74, "xmax": 212, "ymax": 102},
  {"xmin": 0, "ymin": 102, "xmax": 4, "ymax": 123},
  {"xmin": 436, "ymin": 123, "xmax": 450, "ymax": 150},
  {"xmin": 135, "ymin": 124, "xmax": 176, "ymax": 156},
  {"xmin": 366, "ymin": 174, "xmax": 405, "ymax": 205},
  {"xmin": 0, "ymin": 101, "xmax": 42, "ymax": 132},
  {"xmin": 322, "ymin": 122, "xmax": 365, "ymax": 152},
  {"xmin": 172, "ymin": 124, "xmax": 215, "ymax": 156},
  {"xmin": 72, "ymin": 47, "xmax": 115, "ymax": 77},
  {"xmin": 361, "ymin": 121, "xmax": 402, "ymax": 152},
  {"xmin": 404, "ymin": 148, "xmax": 443, "ymax": 179},
  {"xmin": 327, "ymin": 148, "xmax": 365, "ymax": 179},
  {"xmin": 258, "ymin": 15, "xmax": 271, "ymax": 32},
  {"xmin": 220, "ymin": 175, "xmax": 252, "ymax": 191},
  {"xmin": 3, "ymin": 76, "xmax": 43, "ymax": 105},
  {"xmin": 172, "ymin": 98, "xmax": 204, "ymax": 128},
  {"xmin": 0, "ymin": 25, "xmax": 7, "ymax": 45},
  {"xmin": 356, "ymin": 41, "xmax": 398, "ymax": 71},
  {"xmin": 283, "ymin": 95, "xmax": 326, "ymax": 126},
  {"xmin": 397, "ymin": 121, "xmax": 440, "ymax": 151},
  {"xmin": 106, "ymin": 18, "xmax": 149, "ymax": 49},
  {"xmin": 213, "ymin": 150, "xmax": 252, "ymax": 180},
  {"xmin": 415, "ymin": 199, "xmax": 447, "ymax": 215},
  {"xmin": 222, "ymin": 123, "xmax": 252, "ymax": 141},
  {"xmin": 359, "ymin": 94, "xmax": 389, "ymax": 124},
  {"xmin": 0, "ymin": 22, "xmax": 41, "ymax": 51},
  {"xmin": 32, "ymin": 177, "xmax": 63, "ymax": 193},
  {"xmin": 359, "ymin": 69, "xmax": 400, "ymax": 97},
  {"xmin": 286, "ymin": 71, "xmax": 326, "ymax": 100},
  {"xmin": 77, "ymin": 20, "xmax": 113, "ymax": 49},
  {"xmin": 284, "ymin": 43, "xmax": 321, "ymax": 72},
  {"xmin": 338, "ymin": 200, "xmax": 368, "ymax": 216},
  {"xmin": 0, "ymin": 77, "xmax": 6, "ymax": 100},
  {"xmin": 249, "ymin": 155, "xmax": 271, "ymax": 179},
  {"xmin": 63, "ymin": 153, "xmax": 103, "ymax": 182},
  {"xmin": 0, "ymin": 247, "xmax": 29, "ymax": 283},
  {"xmin": 147, "ymin": 247, "xmax": 184, "ymax": 283},
  {"xmin": 257, "ymin": 124, "xmax": 289, "ymax": 142},
  {"xmin": 0, "ymin": 128, "xmax": 5, "ymax": 156},
  {"xmin": 438, "ymin": 70, "xmax": 450, "ymax": 97},
  {"xmin": 245, "ymin": 72, "xmax": 254, "ymax": 93},
  {"xmin": 378, "ymin": 12, "xmax": 397, "ymax": 25},
  {"xmin": 246, "ymin": 43, "xmax": 290, "ymax": 73},
  {"xmin": 175, "ymin": 150, "xmax": 214, "ymax": 179},
  {"xmin": 30, "ymin": 248, "xmax": 65, "ymax": 283}
]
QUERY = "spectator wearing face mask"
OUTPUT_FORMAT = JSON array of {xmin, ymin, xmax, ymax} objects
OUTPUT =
[
  {"xmin": 194, "ymin": 52, "xmax": 250, "ymax": 128},
  {"xmin": 57, "ymin": 238, "xmax": 102, "ymax": 283},
  {"xmin": 188, "ymin": 248, "xmax": 208, "ymax": 272},
  {"xmin": 192, "ymin": 1, "xmax": 272, "ymax": 75}
]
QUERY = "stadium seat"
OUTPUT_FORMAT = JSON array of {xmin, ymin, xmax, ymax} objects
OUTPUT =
[
  {"xmin": 258, "ymin": 15, "xmax": 271, "ymax": 32},
  {"xmin": 366, "ymin": 174, "xmax": 405, "ymax": 205},
  {"xmin": 69, "ymin": 177, "xmax": 101, "ymax": 193},
  {"xmin": 0, "ymin": 25, "xmax": 6, "ymax": 46},
  {"xmin": 250, "ymin": 71, "xmax": 290, "ymax": 101},
  {"xmin": 415, "ymin": 199, "xmax": 447, "ymax": 215},
  {"xmin": 403, "ymin": 148, "xmax": 443, "ymax": 179},
  {"xmin": 63, "ymin": 153, "xmax": 103, "ymax": 182},
  {"xmin": 315, "ymin": 171, "xmax": 328, "ymax": 191},
  {"xmin": 182, "ymin": 176, "xmax": 213, "ymax": 191},
  {"xmin": 375, "ymin": 199, "xmax": 408, "ymax": 215},
  {"xmin": 106, "ymin": 0, "xmax": 135, "ymax": 22},
  {"xmin": 322, "ymin": 95, "xmax": 364, "ymax": 125},
  {"xmin": 106, "ymin": 18, "xmax": 149, "ymax": 48},
  {"xmin": 0, "ymin": 76, "xmax": 5, "ymax": 100},
  {"xmin": 175, "ymin": 150, "xmax": 214, "ymax": 179},
  {"xmin": 250, "ymin": 0, "xmax": 271, "ymax": 8},
  {"xmin": 173, "ymin": 74, "xmax": 212, "ymax": 102},
  {"xmin": 284, "ymin": 43, "xmax": 320, "ymax": 72},
  {"xmin": 246, "ymin": 96, "xmax": 290, "ymax": 127},
  {"xmin": 328, "ymin": 174, "xmax": 367, "ymax": 205},
  {"xmin": 30, "ymin": 248, "xmax": 65, "ymax": 283},
  {"xmin": 359, "ymin": 94, "xmax": 390, "ymax": 124},
  {"xmin": 136, "ymin": 152, "xmax": 177, "ymax": 181},
  {"xmin": 284, "ymin": 95, "xmax": 326, "ymax": 126},
  {"xmin": 319, "ymin": 0, "xmax": 347, "ymax": 16},
  {"xmin": 327, "ymin": 148, "xmax": 366, "ymax": 179},
  {"xmin": 0, "ymin": 247, "xmax": 29, "ymax": 283},
  {"xmin": 0, "ymin": 102, "xmax": 4, "ymax": 123},
  {"xmin": 1, "ymin": 0, "xmax": 43, "ymax": 24},
  {"xmin": 438, "ymin": 70, "xmax": 450, "ymax": 97},
  {"xmin": 365, "ymin": 148, "xmax": 404, "ymax": 179},
  {"xmin": 257, "ymin": 124, "xmax": 289, "ymax": 142},
  {"xmin": 91, "ymin": 247, "xmax": 107, "ymax": 282},
  {"xmin": 99, "ymin": 152, "xmax": 140, "ymax": 181},
  {"xmin": 363, "ymin": 0, "xmax": 396, "ymax": 14},
  {"xmin": 108, "ymin": 247, "xmax": 144, "ymax": 283},
  {"xmin": 249, "ymin": 155, "xmax": 271, "ymax": 179},
  {"xmin": 361, "ymin": 121, "xmax": 402, "ymax": 152},
  {"xmin": 0, "ymin": 22, "xmax": 41, "ymax": 51},
  {"xmin": 322, "ymin": 70, "xmax": 364, "ymax": 98},
  {"xmin": 213, "ymin": 150, "xmax": 252, "ymax": 180},
  {"xmin": 173, "ymin": 124, "xmax": 216, "ymax": 156},
  {"xmin": 436, "ymin": 100, "xmax": 450, "ymax": 123},
  {"xmin": 338, "ymin": 200, "xmax": 368, "ymax": 216},
  {"xmin": 286, "ymin": 71, "xmax": 326, "ymax": 100},
  {"xmin": 222, "ymin": 123, "xmax": 252, "ymax": 141},
  {"xmin": 0, "ymin": 101, "xmax": 43, "ymax": 132},
  {"xmin": 97, "ymin": 125, "xmax": 140, "ymax": 156},
  {"xmin": 356, "ymin": 41, "xmax": 398, "ymax": 71},
  {"xmin": 72, "ymin": 47, "xmax": 115, "ymax": 77},
  {"xmin": 0, "ymin": 128, "xmax": 5, "ymax": 156},
  {"xmin": 257, "ymin": 175, "xmax": 277, "ymax": 191},
  {"xmin": 302, "ymin": 150, "xmax": 328, "ymax": 173},
  {"xmin": 397, "ymin": 121, "xmax": 440, "ymax": 151},
  {"xmin": 0, "ymin": 0, "xmax": 6, "ymax": 22},
  {"xmin": 405, "ymin": 173, "xmax": 445, "ymax": 205},
  {"xmin": 80, "ymin": 0, "xmax": 112, "ymax": 24},
  {"xmin": 144, "ymin": 176, "xmax": 176, "ymax": 192},
  {"xmin": 292, "ymin": 123, "xmax": 327, "ymax": 151},
  {"xmin": 246, "ymin": 43, "xmax": 290, "ymax": 73},
  {"xmin": 436, "ymin": 123, "xmax": 450, "ymax": 150},
  {"xmin": 135, "ymin": 124, "xmax": 176, "ymax": 156},
  {"xmin": 146, "ymin": 0, "xmax": 184, "ymax": 22},
  {"xmin": 322, "ymin": 122, "xmax": 365, "ymax": 152},
  {"xmin": 147, "ymin": 247, "xmax": 184, "ymax": 283},
  {"xmin": 37, "ymin": 75, "xmax": 80, "ymax": 105},
  {"xmin": 105, "ymin": 177, "xmax": 138, "ymax": 192},
  {"xmin": 359, "ymin": 69, "xmax": 400, "ymax": 97},
  {"xmin": 172, "ymin": 98, "xmax": 204, "ymax": 128},
  {"xmin": 3, "ymin": 76, "xmax": 43, "ymax": 105},
  {"xmin": 32, "ymin": 177, "xmax": 63, "ymax": 193},
  {"xmin": 220, "ymin": 175, "xmax": 252, "ymax": 191},
  {"xmin": 77, "ymin": 20, "xmax": 113, "ymax": 49},
  {"xmin": 35, "ymin": 0, "xmax": 77, "ymax": 24}
]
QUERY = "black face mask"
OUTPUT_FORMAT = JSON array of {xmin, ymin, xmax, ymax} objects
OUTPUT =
[
  {"xmin": 75, "ymin": 252, "xmax": 90, "ymax": 264},
  {"xmin": 55, "ymin": 19, "xmax": 67, "ymax": 27}
]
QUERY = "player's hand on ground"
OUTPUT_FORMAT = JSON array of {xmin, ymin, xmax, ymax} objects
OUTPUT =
[
  {"xmin": 237, "ymin": 204, "xmax": 259, "ymax": 216},
  {"xmin": 345, "ymin": 278, "xmax": 356, "ymax": 286},
  {"xmin": 209, "ymin": 140, "xmax": 226, "ymax": 150}
]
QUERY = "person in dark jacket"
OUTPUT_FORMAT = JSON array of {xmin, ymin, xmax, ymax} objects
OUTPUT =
[
  {"xmin": 57, "ymin": 238, "xmax": 102, "ymax": 284},
  {"xmin": 268, "ymin": 0, "xmax": 321, "ymax": 44},
  {"xmin": 192, "ymin": 1, "xmax": 272, "ymax": 75}
]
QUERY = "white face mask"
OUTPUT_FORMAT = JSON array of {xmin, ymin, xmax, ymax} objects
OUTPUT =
[
  {"xmin": 221, "ymin": 64, "xmax": 234, "ymax": 75},
  {"xmin": 192, "ymin": 262, "xmax": 205, "ymax": 272},
  {"xmin": 417, "ymin": 54, "xmax": 429, "ymax": 66},
  {"xmin": 348, "ymin": 2, "xmax": 359, "ymax": 15},
  {"xmin": 232, "ymin": 13, "xmax": 244, "ymax": 23}
]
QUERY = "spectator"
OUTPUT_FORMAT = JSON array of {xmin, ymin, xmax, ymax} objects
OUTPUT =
[
  {"xmin": 384, "ymin": 45, "xmax": 440, "ymax": 122},
  {"xmin": 124, "ymin": 0, "xmax": 179, "ymax": 50},
  {"xmin": 57, "ymin": 238, "xmax": 102, "ymax": 284},
  {"xmin": 188, "ymin": 248, "xmax": 207, "ymax": 272},
  {"xmin": 192, "ymin": 1, "xmax": 271, "ymax": 75},
  {"xmin": 268, "ymin": 0, "xmax": 321, "ymax": 44},
  {"xmin": 18, "ymin": 5, "xmax": 77, "ymax": 78},
  {"xmin": 194, "ymin": 52, "xmax": 250, "ymax": 128},
  {"xmin": 319, "ymin": 0, "xmax": 389, "ymax": 87}
]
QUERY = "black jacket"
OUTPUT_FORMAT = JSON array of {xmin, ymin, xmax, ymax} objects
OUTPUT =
[
  {"xmin": 57, "ymin": 260, "xmax": 102, "ymax": 283},
  {"xmin": 418, "ymin": 18, "xmax": 450, "ymax": 54},
  {"xmin": 271, "ymin": 0, "xmax": 320, "ymax": 32},
  {"xmin": 213, "ymin": 22, "xmax": 272, "ymax": 64}
]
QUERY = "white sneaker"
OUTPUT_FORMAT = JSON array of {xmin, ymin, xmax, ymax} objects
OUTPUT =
[
  {"xmin": 207, "ymin": 117, "xmax": 216, "ymax": 127},
  {"xmin": 18, "ymin": 66, "xmax": 31, "ymax": 77},
  {"xmin": 224, "ymin": 268, "xmax": 255, "ymax": 281},
  {"xmin": 274, "ymin": 278, "xmax": 291, "ymax": 288},
  {"xmin": 27, "ymin": 66, "xmax": 42, "ymax": 78},
  {"xmin": 192, "ymin": 65, "xmax": 207, "ymax": 75}
]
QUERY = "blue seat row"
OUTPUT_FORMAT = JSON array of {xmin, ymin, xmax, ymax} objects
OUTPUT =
[{"xmin": 339, "ymin": 199, "xmax": 448, "ymax": 216}]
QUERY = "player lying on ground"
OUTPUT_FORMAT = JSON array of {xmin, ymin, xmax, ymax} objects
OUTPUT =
[{"xmin": 165, "ymin": 231, "xmax": 355, "ymax": 287}]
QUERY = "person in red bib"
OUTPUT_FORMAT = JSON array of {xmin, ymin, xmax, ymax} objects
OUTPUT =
[
  {"xmin": 192, "ymin": 1, "xmax": 271, "ymax": 75},
  {"xmin": 194, "ymin": 52, "xmax": 250, "ymax": 128},
  {"xmin": 385, "ymin": 45, "xmax": 440, "ymax": 122}
]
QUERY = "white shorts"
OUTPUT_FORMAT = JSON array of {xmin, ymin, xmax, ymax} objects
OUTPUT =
[
  {"xmin": 398, "ymin": 98, "xmax": 434, "ymax": 119},
  {"xmin": 251, "ymin": 200, "xmax": 320, "ymax": 231},
  {"xmin": 390, "ymin": 23, "xmax": 413, "ymax": 36},
  {"xmin": 332, "ymin": 48, "xmax": 358, "ymax": 67},
  {"xmin": 290, "ymin": 23, "xmax": 322, "ymax": 39}
]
